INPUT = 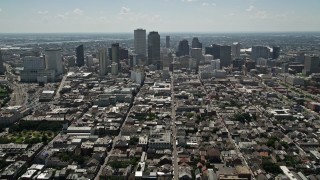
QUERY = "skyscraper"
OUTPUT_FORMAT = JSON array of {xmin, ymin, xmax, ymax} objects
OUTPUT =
[
  {"xmin": 112, "ymin": 43, "xmax": 120, "ymax": 70},
  {"xmin": 86, "ymin": 55, "xmax": 94, "ymax": 67},
  {"xmin": 177, "ymin": 39, "xmax": 189, "ymax": 57},
  {"xmin": 119, "ymin": 48, "xmax": 129, "ymax": 60},
  {"xmin": 251, "ymin": 46, "xmax": 270, "ymax": 60},
  {"xmin": 220, "ymin": 45, "xmax": 232, "ymax": 67},
  {"xmin": 134, "ymin": 29, "xmax": 146, "ymax": 57},
  {"xmin": 191, "ymin": 37, "xmax": 202, "ymax": 49},
  {"xmin": 303, "ymin": 55, "xmax": 320, "ymax": 76},
  {"xmin": 148, "ymin": 31, "xmax": 161, "ymax": 69},
  {"xmin": 231, "ymin": 42, "xmax": 241, "ymax": 59},
  {"xmin": 166, "ymin": 36, "xmax": 170, "ymax": 48},
  {"xmin": 76, "ymin": 45, "xmax": 84, "ymax": 67},
  {"xmin": 205, "ymin": 44, "xmax": 220, "ymax": 59},
  {"xmin": 0, "ymin": 50, "xmax": 5, "ymax": 75},
  {"xmin": 45, "ymin": 49, "xmax": 63, "ymax": 75},
  {"xmin": 272, "ymin": 46, "xmax": 280, "ymax": 59},
  {"xmin": 99, "ymin": 48, "xmax": 108, "ymax": 76},
  {"xmin": 191, "ymin": 48, "xmax": 203, "ymax": 62}
]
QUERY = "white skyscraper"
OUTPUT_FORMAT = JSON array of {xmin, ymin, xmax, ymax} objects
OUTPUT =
[
  {"xmin": 23, "ymin": 56, "xmax": 45, "ymax": 70},
  {"xmin": 45, "ymin": 49, "xmax": 63, "ymax": 75},
  {"xmin": 111, "ymin": 63, "xmax": 119, "ymax": 75},
  {"xmin": 86, "ymin": 55, "xmax": 94, "ymax": 67},
  {"xmin": 251, "ymin": 46, "xmax": 270, "ymax": 60},
  {"xmin": 134, "ymin": 29, "xmax": 146, "ymax": 56},
  {"xmin": 190, "ymin": 48, "xmax": 203, "ymax": 61},
  {"xmin": 211, "ymin": 59, "xmax": 220, "ymax": 70},
  {"xmin": 231, "ymin": 42, "xmax": 241, "ymax": 59},
  {"xmin": 99, "ymin": 49, "xmax": 108, "ymax": 76}
]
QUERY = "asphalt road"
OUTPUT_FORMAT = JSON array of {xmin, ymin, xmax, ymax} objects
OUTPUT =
[
  {"xmin": 200, "ymin": 75, "xmax": 256, "ymax": 180},
  {"xmin": 171, "ymin": 71, "xmax": 179, "ymax": 180},
  {"xmin": 94, "ymin": 87, "xmax": 142, "ymax": 180}
]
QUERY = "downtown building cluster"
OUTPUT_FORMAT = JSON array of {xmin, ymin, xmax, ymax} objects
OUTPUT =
[{"xmin": 1, "ymin": 31, "xmax": 320, "ymax": 180}]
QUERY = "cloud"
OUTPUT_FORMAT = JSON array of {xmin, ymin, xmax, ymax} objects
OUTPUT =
[
  {"xmin": 246, "ymin": 5, "xmax": 268, "ymax": 19},
  {"xmin": 120, "ymin": 7, "xmax": 130, "ymax": 15},
  {"xmin": 0, "ymin": 8, "xmax": 2, "ymax": 13},
  {"xmin": 73, "ymin": 8, "xmax": 83, "ymax": 15},
  {"xmin": 227, "ymin": 13, "xmax": 235, "ymax": 17},
  {"xmin": 38, "ymin": 10, "xmax": 48, "ymax": 15},
  {"xmin": 56, "ymin": 14, "xmax": 65, "ymax": 19},
  {"xmin": 246, "ymin": 5, "xmax": 255, "ymax": 12},
  {"xmin": 149, "ymin": 14, "xmax": 162, "ymax": 23},
  {"xmin": 255, "ymin": 10, "xmax": 267, "ymax": 19},
  {"xmin": 202, "ymin": 2, "xmax": 216, "ymax": 6},
  {"xmin": 202, "ymin": 2, "xmax": 209, "ymax": 6},
  {"xmin": 181, "ymin": 0, "xmax": 198, "ymax": 2}
]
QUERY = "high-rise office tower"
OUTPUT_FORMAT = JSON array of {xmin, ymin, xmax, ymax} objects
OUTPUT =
[
  {"xmin": 119, "ymin": 48, "xmax": 129, "ymax": 60},
  {"xmin": 45, "ymin": 49, "xmax": 63, "ymax": 75},
  {"xmin": 177, "ymin": 39, "xmax": 189, "ymax": 57},
  {"xmin": 191, "ymin": 48, "xmax": 203, "ymax": 61},
  {"xmin": 211, "ymin": 59, "xmax": 221, "ymax": 70},
  {"xmin": 86, "ymin": 55, "xmax": 94, "ymax": 67},
  {"xmin": 20, "ymin": 56, "xmax": 56, "ymax": 82},
  {"xmin": 166, "ymin": 36, "xmax": 170, "ymax": 48},
  {"xmin": 66, "ymin": 56, "xmax": 76, "ymax": 67},
  {"xmin": 273, "ymin": 46, "xmax": 280, "ymax": 59},
  {"xmin": 0, "ymin": 50, "xmax": 5, "ymax": 74},
  {"xmin": 303, "ymin": 55, "xmax": 320, "ymax": 76},
  {"xmin": 148, "ymin": 31, "xmax": 161, "ymax": 68},
  {"xmin": 99, "ymin": 48, "xmax": 108, "ymax": 76},
  {"xmin": 205, "ymin": 44, "xmax": 221, "ymax": 59},
  {"xmin": 233, "ymin": 58, "xmax": 245, "ymax": 71},
  {"xmin": 251, "ymin": 46, "xmax": 270, "ymax": 60},
  {"xmin": 112, "ymin": 43, "xmax": 120, "ymax": 70},
  {"xmin": 231, "ymin": 42, "xmax": 241, "ymax": 59},
  {"xmin": 23, "ymin": 56, "xmax": 45, "ymax": 70},
  {"xmin": 281, "ymin": 63, "xmax": 289, "ymax": 73},
  {"xmin": 191, "ymin": 37, "xmax": 202, "ymax": 48},
  {"xmin": 134, "ymin": 29, "xmax": 146, "ymax": 56},
  {"xmin": 76, "ymin": 45, "xmax": 84, "ymax": 67},
  {"xmin": 111, "ymin": 62, "xmax": 119, "ymax": 75},
  {"xmin": 220, "ymin": 45, "xmax": 232, "ymax": 67}
]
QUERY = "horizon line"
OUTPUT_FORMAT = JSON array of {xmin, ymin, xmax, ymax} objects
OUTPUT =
[{"xmin": 0, "ymin": 30, "xmax": 320, "ymax": 34}]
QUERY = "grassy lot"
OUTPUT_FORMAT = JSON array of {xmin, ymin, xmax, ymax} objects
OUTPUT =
[{"xmin": 0, "ymin": 130, "xmax": 56, "ymax": 144}]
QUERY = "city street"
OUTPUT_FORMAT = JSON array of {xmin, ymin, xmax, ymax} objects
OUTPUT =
[{"xmin": 171, "ymin": 70, "xmax": 179, "ymax": 180}]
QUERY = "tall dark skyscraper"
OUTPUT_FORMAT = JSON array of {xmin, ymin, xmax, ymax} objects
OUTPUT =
[
  {"xmin": 205, "ymin": 44, "xmax": 221, "ymax": 59},
  {"xmin": 76, "ymin": 45, "xmax": 84, "ymax": 67},
  {"xmin": 0, "ymin": 50, "xmax": 4, "ymax": 75},
  {"xmin": 134, "ymin": 29, "xmax": 146, "ymax": 56},
  {"xmin": 112, "ymin": 43, "xmax": 120, "ymax": 69},
  {"xmin": 191, "ymin": 37, "xmax": 202, "ymax": 48},
  {"xmin": 220, "ymin": 45, "xmax": 232, "ymax": 67},
  {"xmin": 273, "ymin": 46, "xmax": 280, "ymax": 59},
  {"xmin": 166, "ymin": 36, "xmax": 170, "ymax": 48},
  {"xmin": 205, "ymin": 44, "xmax": 231, "ymax": 67},
  {"xmin": 119, "ymin": 48, "xmax": 129, "ymax": 60},
  {"xmin": 177, "ymin": 39, "xmax": 189, "ymax": 57},
  {"xmin": 148, "ymin": 31, "xmax": 161, "ymax": 68}
]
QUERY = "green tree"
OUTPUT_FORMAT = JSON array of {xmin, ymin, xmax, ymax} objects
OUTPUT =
[
  {"xmin": 262, "ymin": 159, "xmax": 281, "ymax": 174},
  {"xmin": 41, "ymin": 135, "xmax": 48, "ymax": 144},
  {"xmin": 187, "ymin": 113, "xmax": 194, "ymax": 118},
  {"xmin": 129, "ymin": 137, "xmax": 139, "ymax": 145}
]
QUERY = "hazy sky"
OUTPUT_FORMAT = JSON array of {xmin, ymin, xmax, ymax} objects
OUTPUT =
[{"xmin": 0, "ymin": 0, "xmax": 319, "ymax": 33}]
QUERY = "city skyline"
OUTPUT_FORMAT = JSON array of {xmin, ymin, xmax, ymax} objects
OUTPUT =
[{"xmin": 0, "ymin": 0, "xmax": 320, "ymax": 33}]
